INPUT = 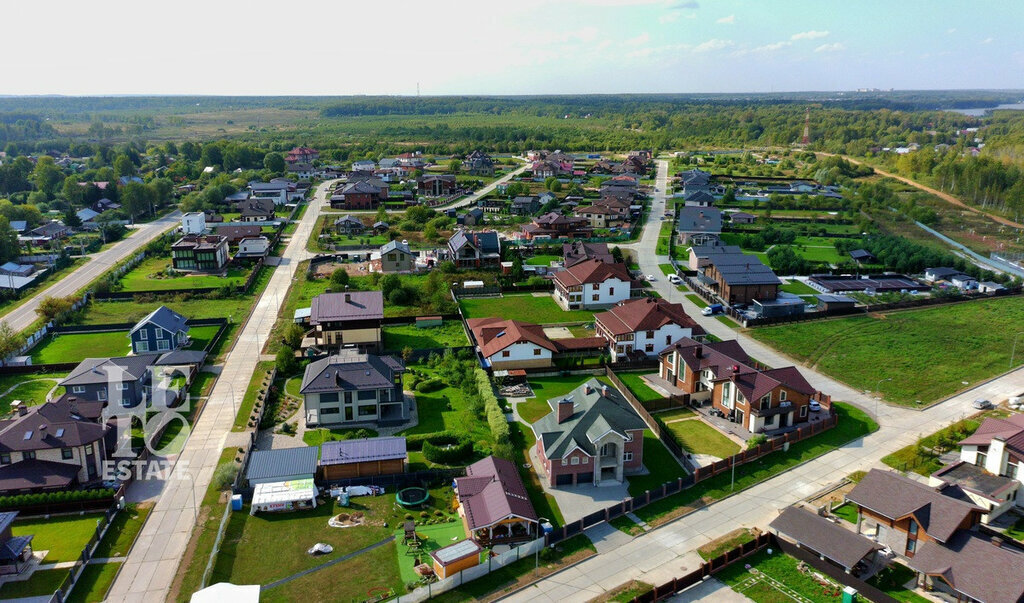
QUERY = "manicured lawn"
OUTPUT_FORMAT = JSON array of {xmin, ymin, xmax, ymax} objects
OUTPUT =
[
  {"xmin": 185, "ymin": 325, "xmax": 222, "ymax": 351},
  {"xmin": 780, "ymin": 280, "xmax": 819, "ymax": 296},
  {"xmin": 67, "ymin": 562, "xmax": 122, "ymax": 603},
  {"xmin": 302, "ymin": 427, "xmax": 378, "ymax": 446},
  {"xmin": 627, "ymin": 431, "xmax": 688, "ymax": 496},
  {"xmin": 394, "ymin": 518, "xmax": 468, "ymax": 585},
  {"xmin": 81, "ymin": 296, "xmax": 255, "ymax": 325},
  {"xmin": 0, "ymin": 568, "xmax": 67, "ymax": 599},
  {"xmin": 831, "ymin": 503, "xmax": 858, "ymax": 524},
  {"xmin": 513, "ymin": 422, "xmax": 564, "ymax": 525},
  {"xmin": 233, "ymin": 361, "xmax": 274, "ymax": 431},
  {"xmin": 526, "ymin": 254, "xmax": 561, "ymax": 266},
  {"xmin": 399, "ymin": 364, "xmax": 492, "ymax": 448},
  {"xmin": 382, "ymin": 321, "xmax": 469, "ymax": 352},
  {"xmin": 716, "ymin": 315, "xmax": 740, "ymax": 328},
  {"xmin": 685, "ymin": 293, "xmax": 708, "ymax": 308},
  {"xmin": 13, "ymin": 513, "xmax": 105, "ymax": 563},
  {"xmin": 118, "ymin": 256, "xmax": 249, "ymax": 291},
  {"xmin": 752, "ymin": 296, "xmax": 1024, "ymax": 405},
  {"xmin": 652, "ymin": 406, "xmax": 694, "ymax": 421},
  {"xmin": 663, "ymin": 419, "xmax": 740, "ymax": 458},
  {"xmin": 658, "ymin": 263, "xmax": 677, "ymax": 276},
  {"xmin": 697, "ymin": 527, "xmax": 755, "ymax": 560},
  {"xmin": 517, "ymin": 375, "xmax": 614, "ymax": 424},
  {"xmin": 92, "ymin": 503, "xmax": 153, "ymax": 558},
  {"xmin": 0, "ymin": 375, "xmax": 63, "ymax": 412},
  {"xmin": 867, "ymin": 563, "xmax": 932, "ymax": 603},
  {"xmin": 608, "ymin": 514, "xmax": 644, "ymax": 536},
  {"xmin": 1005, "ymin": 515, "xmax": 1024, "ymax": 542},
  {"xmin": 634, "ymin": 403, "xmax": 877, "ymax": 525},
  {"xmin": 717, "ymin": 549, "xmax": 844, "ymax": 602},
  {"xmin": 881, "ymin": 418, "xmax": 982, "ymax": 475},
  {"xmin": 31, "ymin": 330, "xmax": 130, "ymax": 363},
  {"xmin": 460, "ymin": 294, "xmax": 594, "ymax": 324},
  {"xmin": 615, "ymin": 372, "xmax": 665, "ymax": 404}
]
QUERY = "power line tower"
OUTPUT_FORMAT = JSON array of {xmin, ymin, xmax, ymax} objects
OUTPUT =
[{"xmin": 801, "ymin": 107, "xmax": 811, "ymax": 146}]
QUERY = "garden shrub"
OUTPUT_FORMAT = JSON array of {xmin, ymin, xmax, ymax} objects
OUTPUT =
[
  {"xmin": 476, "ymin": 369, "xmax": 515, "ymax": 460},
  {"xmin": 422, "ymin": 434, "xmax": 473, "ymax": 464},
  {"xmin": 415, "ymin": 378, "xmax": 444, "ymax": 393}
]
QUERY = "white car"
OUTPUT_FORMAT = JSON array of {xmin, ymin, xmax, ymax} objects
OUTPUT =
[
  {"xmin": 668, "ymin": 274, "xmax": 682, "ymax": 284},
  {"xmin": 809, "ymin": 400, "xmax": 821, "ymax": 412},
  {"xmin": 646, "ymin": 275, "xmax": 656, "ymax": 281}
]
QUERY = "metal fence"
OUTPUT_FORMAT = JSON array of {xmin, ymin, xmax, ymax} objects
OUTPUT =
[{"xmin": 44, "ymin": 495, "xmax": 125, "ymax": 603}]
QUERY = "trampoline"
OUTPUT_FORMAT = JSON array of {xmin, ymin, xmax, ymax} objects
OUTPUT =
[{"xmin": 396, "ymin": 487, "xmax": 429, "ymax": 508}]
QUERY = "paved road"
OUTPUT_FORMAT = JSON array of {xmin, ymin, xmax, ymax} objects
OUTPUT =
[
  {"xmin": 0, "ymin": 211, "xmax": 182, "ymax": 334},
  {"xmin": 105, "ymin": 186, "xmax": 329, "ymax": 603},
  {"xmin": 502, "ymin": 160, "xmax": 1024, "ymax": 602},
  {"xmin": 434, "ymin": 160, "xmax": 529, "ymax": 210}
]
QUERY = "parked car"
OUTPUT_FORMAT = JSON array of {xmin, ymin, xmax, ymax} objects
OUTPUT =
[
  {"xmin": 972, "ymin": 399, "xmax": 992, "ymax": 409},
  {"xmin": 646, "ymin": 274, "xmax": 656, "ymax": 282},
  {"xmin": 668, "ymin": 274, "xmax": 682, "ymax": 285},
  {"xmin": 701, "ymin": 303, "xmax": 724, "ymax": 316},
  {"xmin": 809, "ymin": 400, "xmax": 821, "ymax": 412}
]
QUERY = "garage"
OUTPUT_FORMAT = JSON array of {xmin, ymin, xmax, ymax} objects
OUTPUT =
[
  {"xmin": 556, "ymin": 473, "xmax": 573, "ymax": 486},
  {"xmin": 577, "ymin": 471, "xmax": 594, "ymax": 483}
]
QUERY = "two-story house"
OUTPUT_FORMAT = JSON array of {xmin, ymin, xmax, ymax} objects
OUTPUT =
[
  {"xmin": 552, "ymin": 259, "xmax": 637, "ymax": 310},
  {"xmin": 309, "ymin": 291, "xmax": 384, "ymax": 352},
  {"xmin": 417, "ymin": 175, "xmax": 458, "ymax": 197},
  {"xmin": 237, "ymin": 198, "xmax": 276, "ymax": 222},
  {"xmin": 658, "ymin": 337, "xmax": 826, "ymax": 434},
  {"xmin": 285, "ymin": 146, "xmax": 319, "ymax": 164},
  {"xmin": 171, "ymin": 234, "xmax": 229, "ymax": 272},
  {"xmin": 942, "ymin": 413, "xmax": 1024, "ymax": 518},
  {"xmin": 521, "ymin": 212, "xmax": 593, "ymax": 240},
  {"xmin": 562, "ymin": 241, "xmax": 614, "ymax": 267},
  {"xmin": 463, "ymin": 150, "xmax": 495, "ymax": 176},
  {"xmin": 530, "ymin": 379, "xmax": 646, "ymax": 487},
  {"xmin": 378, "ymin": 240, "xmax": 416, "ymax": 273},
  {"xmin": 331, "ymin": 180, "xmax": 387, "ymax": 210},
  {"xmin": 59, "ymin": 354, "xmax": 161, "ymax": 410},
  {"xmin": 594, "ymin": 298, "xmax": 705, "ymax": 361},
  {"xmin": 510, "ymin": 196, "xmax": 540, "ymax": 216},
  {"xmin": 467, "ymin": 318, "xmax": 605, "ymax": 370},
  {"xmin": 447, "ymin": 231, "xmax": 501, "ymax": 268},
  {"xmin": 334, "ymin": 215, "xmax": 365, "ymax": 235},
  {"xmin": 129, "ymin": 306, "xmax": 190, "ymax": 355},
  {"xmin": 676, "ymin": 207, "xmax": 721, "ymax": 246},
  {"xmin": 300, "ymin": 350, "xmax": 405, "ymax": 427}
]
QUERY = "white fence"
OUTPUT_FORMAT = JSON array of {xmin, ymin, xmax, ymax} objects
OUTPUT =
[{"xmin": 394, "ymin": 537, "xmax": 546, "ymax": 602}]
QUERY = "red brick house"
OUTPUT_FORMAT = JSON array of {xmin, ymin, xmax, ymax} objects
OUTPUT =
[
  {"xmin": 530, "ymin": 379, "xmax": 646, "ymax": 487},
  {"xmin": 658, "ymin": 337, "xmax": 828, "ymax": 434},
  {"xmin": 330, "ymin": 180, "xmax": 388, "ymax": 210},
  {"xmin": 520, "ymin": 212, "xmax": 593, "ymax": 240}
]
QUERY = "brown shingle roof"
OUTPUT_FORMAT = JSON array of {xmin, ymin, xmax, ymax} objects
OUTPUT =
[
  {"xmin": 770, "ymin": 506, "xmax": 882, "ymax": 569},
  {"xmin": 467, "ymin": 318, "xmax": 558, "ymax": 358},
  {"xmin": 594, "ymin": 298, "xmax": 704, "ymax": 337},
  {"xmin": 455, "ymin": 456, "xmax": 538, "ymax": 531},
  {"xmin": 909, "ymin": 531, "xmax": 1024, "ymax": 603},
  {"xmin": 553, "ymin": 259, "xmax": 633, "ymax": 288}
]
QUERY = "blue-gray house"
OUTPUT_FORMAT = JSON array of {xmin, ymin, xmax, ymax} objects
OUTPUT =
[{"xmin": 129, "ymin": 306, "xmax": 190, "ymax": 355}]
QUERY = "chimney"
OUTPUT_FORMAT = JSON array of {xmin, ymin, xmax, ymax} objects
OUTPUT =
[
  {"xmin": 344, "ymin": 293, "xmax": 351, "ymax": 303},
  {"xmin": 584, "ymin": 383, "xmax": 592, "ymax": 395},
  {"xmin": 12, "ymin": 401, "xmax": 26, "ymax": 416},
  {"xmin": 695, "ymin": 347, "xmax": 703, "ymax": 359},
  {"xmin": 601, "ymin": 384, "xmax": 609, "ymax": 398},
  {"xmin": 557, "ymin": 398, "xmax": 574, "ymax": 423}
]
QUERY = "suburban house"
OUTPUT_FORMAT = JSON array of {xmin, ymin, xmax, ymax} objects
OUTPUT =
[
  {"xmin": 318, "ymin": 437, "xmax": 406, "ymax": 481},
  {"xmin": 463, "ymin": 150, "xmax": 495, "ymax": 176},
  {"xmin": 562, "ymin": 241, "xmax": 614, "ymax": 267},
  {"xmin": 700, "ymin": 251, "xmax": 781, "ymax": 305},
  {"xmin": 454, "ymin": 456, "xmax": 540, "ymax": 546},
  {"xmin": 682, "ymin": 190, "xmax": 715, "ymax": 207},
  {"xmin": 378, "ymin": 240, "xmax": 416, "ymax": 273},
  {"xmin": 300, "ymin": 350, "xmax": 405, "ymax": 427},
  {"xmin": 678, "ymin": 168, "xmax": 712, "ymax": 190},
  {"xmin": 26, "ymin": 220, "xmax": 70, "ymax": 244},
  {"xmin": 466, "ymin": 318, "xmax": 606, "ymax": 370},
  {"xmin": 676, "ymin": 207, "xmax": 721, "ymax": 246},
  {"xmin": 0, "ymin": 512, "xmax": 34, "ymax": 575},
  {"xmin": 308, "ymin": 291, "xmax": 384, "ymax": 351},
  {"xmin": 946, "ymin": 413, "xmax": 1024, "ymax": 516},
  {"xmin": 181, "ymin": 212, "xmax": 206, "ymax": 235},
  {"xmin": 334, "ymin": 215, "xmax": 365, "ymax": 235},
  {"xmin": 0, "ymin": 399, "xmax": 108, "ymax": 494},
  {"xmin": 417, "ymin": 175, "xmax": 458, "ymax": 197},
  {"xmin": 552, "ymin": 259, "xmax": 637, "ymax": 310},
  {"xmin": 171, "ymin": 234, "xmax": 229, "ymax": 272},
  {"xmin": 594, "ymin": 298, "xmax": 705, "ymax": 361},
  {"xmin": 214, "ymin": 224, "xmax": 262, "ymax": 244},
  {"xmin": 457, "ymin": 207, "xmax": 485, "ymax": 226},
  {"xmin": 351, "ymin": 160, "xmax": 376, "ymax": 172},
  {"xmin": 237, "ymin": 198, "xmax": 276, "ymax": 222},
  {"xmin": 285, "ymin": 146, "xmax": 319, "ymax": 164},
  {"xmin": 58, "ymin": 353, "xmax": 190, "ymax": 410},
  {"xmin": 248, "ymin": 181, "xmax": 291, "ymax": 205},
  {"xmin": 848, "ymin": 249, "xmax": 876, "ymax": 264},
  {"xmin": 658, "ymin": 337, "xmax": 827, "ymax": 434},
  {"xmin": 510, "ymin": 196, "xmax": 540, "ymax": 216},
  {"xmin": 236, "ymin": 236, "xmax": 270, "ymax": 259},
  {"xmin": 521, "ymin": 212, "xmax": 593, "ymax": 240},
  {"xmin": 574, "ymin": 199, "xmax": 630, "ymax": 228},
  {"xmin": 331, "ymin": 180, "xmax": 388, "ymax": 210},
  {"xmin": 129, "ymin": 306, "xmax": 190, "ymax": 355},
  {"xmin": 530, "ymin": 379, "xmax": 646, "ymax": 487},
  {"xmin": 844, "ymin": 469, "xmax": 1024, "ymax": 602},
  {"xmin": 729, "ymin": 211, "xmax": 756, "ymax": 224},
  {"xmin": 287, "ymin": 163, "xmax": 315, "ymax": 179},
  {"xmin": 447, "ymin": 231, "xmax": 501, "ymax": 268},
  {"xmin": 686, "ymin": 244, "xmax": 743, "ymax": 271}
]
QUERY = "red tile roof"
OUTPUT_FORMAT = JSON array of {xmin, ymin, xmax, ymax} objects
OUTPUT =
[
  {"xmin": 455, "ymin": 456, "xmax": 538, "ymax": 531},
  {"xmin": 595, "ymin": 298, "xmax": 704, "ymax": 337},
  {"xmin": 553, "ymin": 259, "xmax": 633, "ymax": 288},
  {"xmin": 467, "ymin": 318, "xmax": 558, "ymax": 358}
]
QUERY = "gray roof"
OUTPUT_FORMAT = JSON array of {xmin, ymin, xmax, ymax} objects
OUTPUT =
[
  {"xmin": 246, "ymin": 446, "xmax": 319, "ymax": 481},
  {"xmin": 320, "ymin": 437, "xmax": 407, "ymax": 466},
  {"xmin": 931, "ymin": 461, "xmax": 1019, "ymax": 501},
  {"xmin": 334, "ymin": 214, "xmax": 363, "ymax": 227},
  {"xmin": 908, "ymin": 531, "xmax": 1024, "ymax": 603},
  {"xmin": 683, "ymin": 190, "xmax": 715, "ymax": 203},
  {"xmin": 380, "ymin": 240, "xmax": 413, "ymax": 256},
  {"xmin": 0, "ymin": 399, "xmax": 107, "ymax": 452},
  {"xmin": 531, "ymin": 379, "xmax": 646, "ymax": 460},
  {"xmin": 431, "ymin": 538, "xmax": 482, "ymax": 566},
  {"xmin": 676, "ymin": 207, "xmax": 722, "ymax": 234},
  {"xmin": 714, "ymin": 259, "xmax": 781, "ymax": 286},
  {"xmin": 0, "ymin": 534, "xmax": 31, "ymax": 562},
  {"xmin": 130, "ymin": 305, "xmax": 189, "ymax": 337},
  {"xmin": 815, "ymin": 294, "xmax": 857, "ymax": 304},
  {"xmin": 770, "ymin": 506, "xmax": 882, "ymax": 569},
  {"xmin": 690, "ymin": 244, "xmax": 742, "ymax": 259},
  {"xmin": 60, "ymin": 354, "xmax": 161, "ymax": 386},
  {"xmin": 449, "ymin": 230, "xmax": 500, "ymax": 255},
  {"xmin": 309, "ymin": 291, "xmax": 383, "ymax": 325},
  {"xmin": 300, "ymin": 350, "xmax": 404, "ymax": 394},
  {"xmin": 249, "ymin": 182, "xmax": 289, "ymax": 192},
  {"xmin": 154, "ymin": 350, "xmax": 208, "ymax": 366}
]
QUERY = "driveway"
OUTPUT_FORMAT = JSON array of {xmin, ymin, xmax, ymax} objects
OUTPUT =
[
  {"xmin": 529, "ymin": 445, "xmax": 631, "ymax": 524},
  {"xmin": 668, "ymin": 577, "xmax": 751, "ymax": 602}
]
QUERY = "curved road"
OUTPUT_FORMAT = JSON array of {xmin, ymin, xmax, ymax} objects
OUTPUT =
[
  {"xmin": 0, "ymin": 211, "xmax": 182, "ymax": 334},
  {"xmin": 433, "ymin": 160, "xmax": 529, "ymax": 210}
]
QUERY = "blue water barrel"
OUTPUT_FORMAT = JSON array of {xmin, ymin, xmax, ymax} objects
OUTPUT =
[{"xmin": 231, "ymin": 494, "xmax": 243, "ymax": 511}]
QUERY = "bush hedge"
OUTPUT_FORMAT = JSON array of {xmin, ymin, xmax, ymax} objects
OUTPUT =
[
  {"xmin": 405, "ymin": 430, "xmax": 459, "ymax": 451},
  {"xmin": 415, "ymin": 378, "xmax": 445, "ymax": 394},
  {"xmin": 476, "ymin": 369, "xmax": 515, "ymax": 460},
  {"xmin": 0, "ymin": 488, "xmax": 116, "ymax": 510},
  {"xmin": 422, "ymin": 434, "xmax": 474, "ymax": 465}
]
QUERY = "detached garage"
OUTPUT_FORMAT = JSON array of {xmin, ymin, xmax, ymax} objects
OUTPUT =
[
  {"xmin": 245, "ymin": 446, "xmax": 319, "ymax": 487},
  {"xmin": 319, "ymin": 437, "xmax": 407, "ymax": 481}
]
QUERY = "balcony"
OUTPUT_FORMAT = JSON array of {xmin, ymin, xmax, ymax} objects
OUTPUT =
[{"xmin": 599, "ymin": 455, "xmax": 618, "ymax": 468}]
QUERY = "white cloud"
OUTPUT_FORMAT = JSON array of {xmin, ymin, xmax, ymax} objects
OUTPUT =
[
  {"xmin": 716, "ymin": 14, "xmax": 735, "ymax": 24},
  {"xmin": 626, "ymin": 32, "xmax": 650, "ymax": 45},
  {"xmin": 671, "ymin": 1, "xmax": 699, "ymax": 8},
  {"xmin": 753, "ymin": 41, "xmax": 791, "ymax": 53},
  {"xmin": 659, "ymin": 12, "xmax": 680, "ymax": 24},
  {"xmin": 947, "ymin": 28, "xmax": 957, "ymax": 34},
  {"xmin": 791, "ymin": 30, "xmax": 829, "ymax": 41},
  {"xmin": 814, "ymin": 42, "xmax": 845, "ymax": 53},
  {"xmin": 980, "ymin": 37, "xmax": 994, "ymax": 44},
  {"xmin": 694, "ymin": 38, "xmax": 733, "ymax": 52}
]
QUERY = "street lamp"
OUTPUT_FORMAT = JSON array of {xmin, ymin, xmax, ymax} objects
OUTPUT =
[
  {"xmin": 873, "ymin": 377, "xmax": 892, "ymax": 420},
  {"xmin": 1010, "ymin": 331, "xmax": 1024, "ymax": 370}
]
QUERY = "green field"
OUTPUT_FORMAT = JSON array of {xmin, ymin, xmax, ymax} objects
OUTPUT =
[
  {"xmin": 881, "ymin": 417, "xmax": 982, "ymax": 475},
  {"xmin": 615, "ymin": 372, "xmax": 665, "ymax": 404},
  {"xmin": 459, "ymin": 294, "xmax": 594, "ymax": 324},
  {"xmin": 67, "ymin": 562, "xmax": 122, "ymax": 603},
  {"xmin": 12, "ymin": 513, "xmax": 104, "ymax": 563},
  {"xmin": 81, "ymin": 297, "xmax": 255, "ymax": 325},
  {"xmin": 382, "ymin": 321, "xmax": 469, "ymax": 352},
  {"xmin": 29, "ymin": 325, "xmax": 219, "ymax": 364},
  {"xmin": 0, "ymin": 375, "xmax": 64, "ymax": 412},
  {"xmin": 517, "ymin": 375, "xmax": 614, "ymax": 423},
  {"xmin": 716, "ymin": 549, "xmax": 844, "ymax": 602},
  {"xmin": 526, "ymin": 254, "xmax": 561, "ymax": 266},
  {"xmin": 118, "ymin": 256, "xmax": 249, "ymax": 291},
  {"xmin": 663, "ymin": 419, "xmax": 740, "ymax": 458},
  {"xmin": 626, "ymin": 431, "xmax": 688, "ymax": 496},
  {"xmin": 0, "ymin": 569, "xmax": 67, "ymax": 599},
  {"xmin": 779, "ymin": 280, "xmax": 819, "ymax": 296},
  {"xmin": 685, "ymin": 294, "xmax": 708, "ymax": 308},
  {"xmin": 752, "ymin": 297, "xmax": 1024, "ymax": 405}
]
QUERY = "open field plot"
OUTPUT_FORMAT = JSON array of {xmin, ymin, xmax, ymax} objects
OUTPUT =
[
  {"xmin": 394, "ymin": 511, "xmax": 467, "ymax": 585},
  {"xmin": 117, "ymin": 256, "xmax": 249, "ymax": 291},
  {"xmin": 459, "ymin": 294, "xmax": 594, "ymax": 324},
  {"xmin": 0, "ymin": 569, "xmax": 67, "ymax": 599},
  {"xmin": 66, "ymin": 562, "xmax": 122, "ymax": 603},
  {"xmin": 29, "ymin": 324, "xmax": 220, "ymax": 365},
  {"xmin": 779, "ymin": 279, "xmax": 819, "ymax": 296},
  {"xmin": 0, "ymin": 373, "xmax": 66, "ymax": 412},
  {"xmin": 752, "ymin": 297, "xmax": 1024, "ymax": 405},
  {"xmin": 716, "ymin": 548, "xmax": 844, "ymax": 602},
  {"xmin": 79, "ymin": 296, "xmax": 255, "ymax": 325},
  {"xmin": 615, "ymin": 371, "xmax": 665, "ymax": 404},
  {"xmin": 526, "ymin": 254, "xmax": 561, "ymax": 266},
  {"xmin": 382, "ymin": 321, "xmax": 469, "ymax": 352},
  {"xmin": 663, "ymin": 419, "xmax": 740, "ymax": 458},
  {"xmin": 881, "ymin": 417, "xmax": 983, "ymax": 475},
  {"xmin": 626, "ymin": 431, "xmax": 688, "ymax": 497},
  {"xmin": 12, "ymin": 513, "xmax": 104, "ymax": 563}
]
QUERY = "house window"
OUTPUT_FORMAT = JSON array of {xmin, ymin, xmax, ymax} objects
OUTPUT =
[
  {"xmin": 1006, "ymin": 462, "xmax": 1019, "ymax": 480},
  {"xmin": 23, "ymin": 451, "xmax": 35, "ymax": 461},
  {"xmin": 117, "ymin": 383, "xmax": 129, "ymax": 391},
  {"xmin": 570, "ymin": 457, "xmax": 579, "ymax": 465},
  {"xmin": 760, "ymin": 394, "xmax": 771, "ymax": 410},
  {"xmin": 646, "ymin": 330, "xmax": 654, "ymax": 339},
  {"xmin": 609, "ymin": 287, "xmax": 615, "ymax": 296},
  {"xmin": 137, "ymin": 341, "xmax": 149, "ymax": 353},
  {"xmin": 624, "ymin": 452, "xmax": 633, "ymax": 462},
  {"xmin": 98, "ymin": 388, "xmax": 107, "ymax": 401},
  {"xmin": 908, "ymin": 519, "xmax": 918, "ymax": 535},
  {"xmin": 600, "ymin": 443, "xmax": 615, "ymax": 456},
  {"xmin": 502, "ymin": 350, "xmax": 510, "ymax": 358},
  {"xmin": 85, "ymin": 443, "xmax": 93, "ymax": 455},
  {"xmin": 533, "ymin": 348, "xmax": 541, "ymax": 356},
  {"xmin": 62, "ymin": 448, "xmax": 74, "ymax": 460},
  {"xmin": 321, "ymin": 407, "xmax": 340, "ymax": 415},
  {"xmin": 799, "ymin": 405, "xmax": 808, "ymax": 418},
  {"xmin": 976, "ymin": 451, "xmax": 988, "ymax": 467},
  {"xmin": 320, "ymin": 393, "xmax": 339, "ymax": 403},
  {"xmin": 666, "ymin": 335, "xmax": 672, "ymax": 345},
  {"xmin": 72, "ymin": 386, "xmax": 85, "ymax": 394},
  {"xmin": 0, "ymin": 454, "xmax": 9, "ymax": 465},
  {"xmin": 582, "ymin": 457, "xmax": 588, "ymax": 464},
  {"xmin": 592, "ymin": 294, "xmax": 600, "ymax": 302},
  {"xmin": 139, "ymin": 329, "xmax": 149, "ymax": 340},
  {"xmin": 906, "ymin": 539, "xmax": 916, "ymax": 555},
  {"xmin": 645, "ymin": 344, "xmax": 654, "ymax": 352},
  {"xmin": 779, "ymin": 390, "xmax": 787, "ymax": 401},
  {"xmin": 121, "ymin": 399, "xmax": 132, "ymax": 408},
  {"xmin": 561, "ymin": 459, "xmax": 567, "ymax": 466},
  {"xmin": 158, "ymin": 339, "xmax": 170, "ymax": 351},
  {"xmin": 357, "ymin": 390, "xmax": 376, "ymax": 401},
  {"xmin": 357, "ymin": 406, "xmax": 376, "ymax": 416}
]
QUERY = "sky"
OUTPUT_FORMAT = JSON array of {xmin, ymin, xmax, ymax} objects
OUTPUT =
[{"xmin": 5, "ymin": 0, "xmax": 1023, "ymax": 95}]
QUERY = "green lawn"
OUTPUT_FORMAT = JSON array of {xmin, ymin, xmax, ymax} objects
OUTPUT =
[
  {"xmin": 0, "ymin": 375, "xmax": 64, "ymax": 412},
  {"xmin": 867, "ymin": 563, "xmax": 932, "ymax": 603},
  {"xmin": 517, "ymin": 375, "xmax": 614, "ymax": 424},
  {"xmin": 697, "ymin": 528, "xmax": 756, "ymax": 560},
  {"xmin": 0, "ymin": 568, "xmax": 67, "ymax": 599},
  {"xmin": 460, "ymin": 294, "xmax": 594, "ymax": 324},
  {"xmin": 92, "ymin": 503, "xmax": 153, "ymax": 558},
  {"xmin": 399, "ymin": 364, "xmax": 492, "ymax": 449},
  {"xmin": 615, "ymin": 372, "xmax": 665, "ymax": 404},
  {"xmin": 658, "ymin": 263, "xmax": 677, "ymax": 276},
  {"xmin": 716, "ymin": 315, "xmax": 740, "ymax": 328},
  {"xmin": 394, "ymin": 518, "xmax": 468, "ymax": 585},
  {"xmin": 663, "ymin": 419, "xmax": 740, "ymax": 458},
  {"xmin": 302, "ymin": 427, "xmax": 378, "ymax": 446},
  {"xmin": 233, "ymin": 361, "xmax": 274, "ymax": 431},
  {"xmin": 717, "ymin": 549, "xmax": 843, "ymax": 602},
  {"xmin": 634, "ymin": 403, "xmax": 877, "ymax": 525},
  {"xmin": 606, "ymin": 581, "xmax": 654, "ymax": 602},
  {"xmin": 31, "ymin": 330, "xmax": 130, "ymax": 363},
  {"xmin": 81, "ymin": 296, "xmax": 255, "ymax": 325},
  {"xmin": 118, "ymin": 256, "xmax": 249, "ymax": 291},
  {"xmin": 1005, "ymin": 515, "xmax": 1024, "ymax": 542},
  {"xmin": 526, "ymin": 254, "xmax": 561, "ymax": 266},
  {"xmin": 627, "ymin": 431, "xmax": 688, "ymax": 496},
  {"xmin": 67, "ymin": 562, "xmax": 122, "ymax": 603},
  {"xmin": 685, "ymin": 294, "xmax": 709, "ymax": 308},
  {"xmin": 652, "ymin": 406, "xmax": 694, "ymax": 421},
  {"xmin": 881, "ymin": 418, "xmax": 982, "ymax": 475},
  {"xmin": 13, "ymin": 513, "xmax": 104, "ymax": 563},
  {"xmin": 831, "ymin": 503, "xmax": 858, "ymax": 524},
  {"xmin": 513, "ymin": 422, "xmax": 564, "ymax": 525},
  {"xmin": 382, "ymin": 321, "xmax": 469, "ymax": 352},
  {"xmin": 752, "ymin": 296, "xmax": 1024, "ymax": 405}
]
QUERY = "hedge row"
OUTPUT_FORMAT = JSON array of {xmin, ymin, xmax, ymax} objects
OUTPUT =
[
  {"xmin": 476, "ymin": 368, "xmax": 516, "ymax": 460},
  {"xmin": 422, "ymin": 434, "xmax": 474, "ymax": 464},
  {"xmin": 406, "ymin": 430, "xmax": 460, "ymax": 451},
  {"xmin": 415, "ymin": 379, "xmax": 445, "ymax": 394},
  {"xmin": 0, "ymin": 488, "xmax": 116, "ymax": 510}
]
